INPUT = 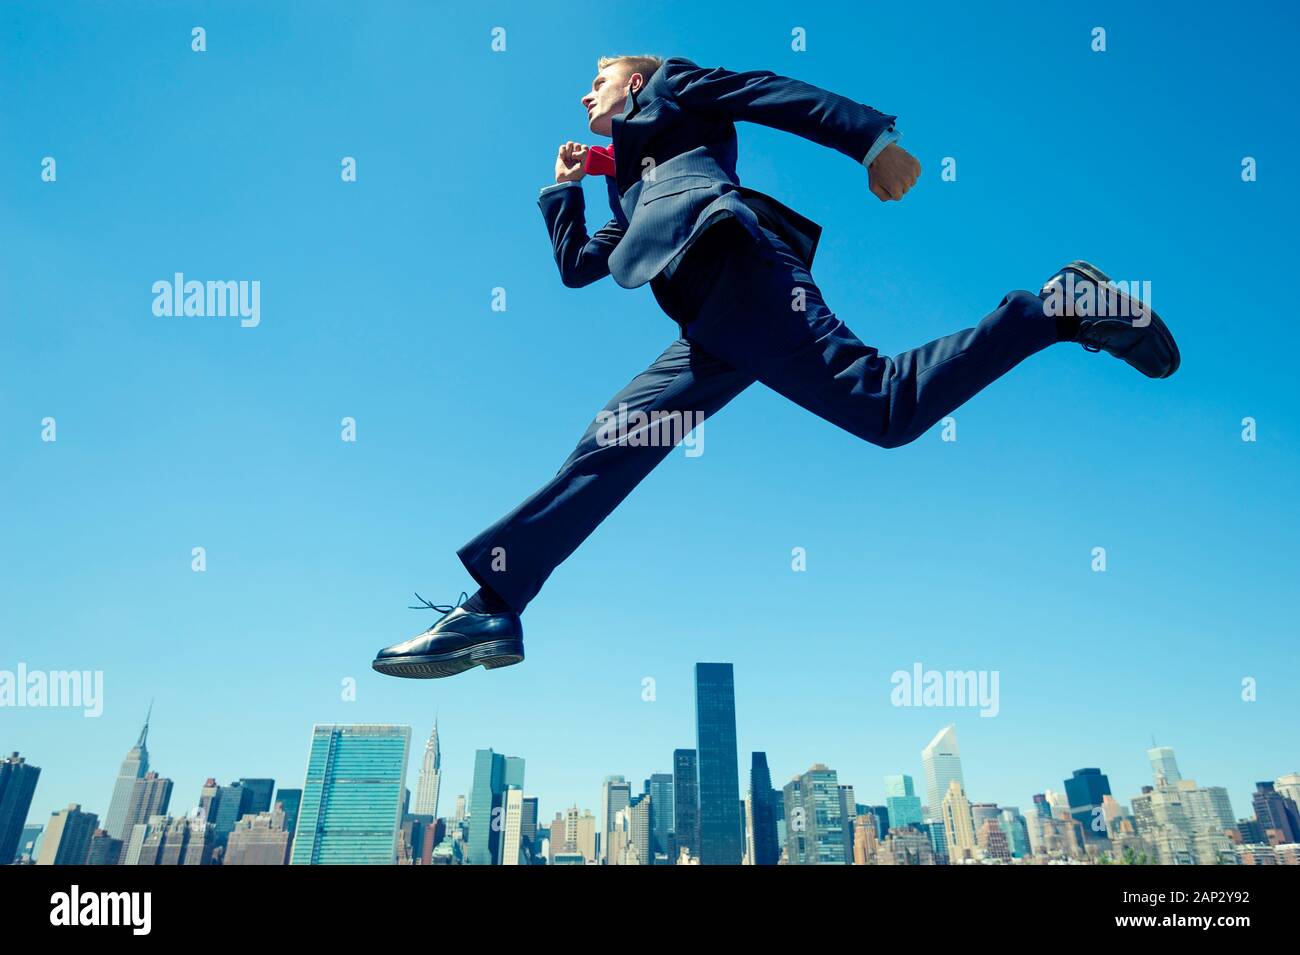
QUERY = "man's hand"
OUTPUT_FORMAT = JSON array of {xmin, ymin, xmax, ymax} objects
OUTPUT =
[
  {"xmin": 555, "ymin": 141, "xmax": 589, "ymax": 184},
  {"xmin": 868, "ymin": 143, "xmax": 921, "ymax": 202}
]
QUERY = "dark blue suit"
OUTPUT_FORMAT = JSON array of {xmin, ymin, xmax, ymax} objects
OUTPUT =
[{"xmin": 457, "ymin": 58, "xmax": 1057, "ymax": 613}]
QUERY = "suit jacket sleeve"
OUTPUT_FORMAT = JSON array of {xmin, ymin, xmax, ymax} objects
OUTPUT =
[
  {"xmin": 659, "ymin": 57, "xmax": 897, "ymax": 165},
  {"xmin": 538, "ymin": 181, "xmax": 625, "ymax": 288}
]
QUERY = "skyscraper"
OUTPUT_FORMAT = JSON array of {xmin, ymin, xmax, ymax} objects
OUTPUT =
[
  {"xmin": 273, "ymin": 788, "xmax": 302, "ymax": 834},
  {"xmin": 413, "ymin": 720, "xmax": 442, "ymax": 818},
  {"xmin": 782, "ymin": 777, "xmax": 806, "ymax": 865},
  {"xmin": 694, "ymin": 662, "xmax": 743, "ymax": 865},
  {"xmin": 1147, "ymin": 745, "xmax": 1182, "ymax": 786},
  {"xmin": 884, "ymin": 773, "xmax": 923, "ymax": 830},
  {"xmin": 467, "ymin": 749, "xmax": 504, "ymax": 865},
  {"xmin": 1064, "ymin": 768, "xmax": 1112, "ymax": 840},
  {"xmin": 0, "ymin": 752, "xmax": 41, "ymax": 864},
  {"xmin": 500, "ymin": 787, "xmax": 525, "ymax": 865},
  {"xmin": 36, "ymin": 804, "xmax": 99, "ymax": 865},
  {"xmin": 290, "ymin": 724, "xmax": 410, "ymax": 865},
  {"xmin": 1252, "ymin": 781, "xmax": 1300, "ymax": 843},
  {"xmin": 121, "ymin": 771, "xmax": 173, "ymax": 842},
  {"xmin": 921, "ymin": 724, "xmax": 964, "ymax": 820},
  {"xmin": 672, "ymin": 750, "xmax": 700, "ymax": 862},
  {"xmin": 601, "ymin": 775, "xmax": 631, "ymax": 864},
  {"xmin": 748, "ymin": 753, "xmax": 780, "ymax": 866},
  {"xmin": 941, "ymin": 780, "xmax": 977, "ymax": 862},
  {"xmin": 238, "ymin": 778, "xmax": 275, "ymax": 816},
  {"xmin": 105, "ymin": 704, "xmax": 152, "ymax": 840},
  {"xmin": 647, "ymin": 772, "xmax": 674, "ymax": 863},
  {"xmin": 797, "ymin": 765, "xmax": 848, "ymax": 865},
  {"xmin": 520, "ymin": 795, "xmax": 539, "ymax": 863}
]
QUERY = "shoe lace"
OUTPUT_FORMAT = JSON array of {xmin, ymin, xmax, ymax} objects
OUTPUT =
[{"xmin": 408, "ymin": 591, "xmax": 468, "ymax": 615}]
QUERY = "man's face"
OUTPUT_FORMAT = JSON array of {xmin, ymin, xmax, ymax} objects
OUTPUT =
[{"xmin": 582, "ymin": 64, "xmax": 642, "ymax": 138}]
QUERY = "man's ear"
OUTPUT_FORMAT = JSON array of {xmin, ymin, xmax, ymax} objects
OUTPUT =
[{"xmin": 628, "ymin": 71, "xmax": 644, "ymax": 94}]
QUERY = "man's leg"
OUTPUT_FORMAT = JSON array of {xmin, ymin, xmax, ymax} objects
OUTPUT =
[
  {"xmin": 456, "ymin": 337, "xmax": 753, "ymax": 613},
  {"xmin": 677, "ymin": 226, "xmax": 1060, "ymax": 449}
]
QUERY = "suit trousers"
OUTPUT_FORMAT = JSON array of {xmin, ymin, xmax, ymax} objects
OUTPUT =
[{"xmin": 457, "ymin": 220, "xmax": 1059, "ymax": 613}]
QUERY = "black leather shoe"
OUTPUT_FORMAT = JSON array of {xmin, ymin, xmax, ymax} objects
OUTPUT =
[
  {"xmin": 1040, "ymin": 260, "xmax": 1180, "ymax": 378},
  {"xmin": 371, "ymin": 592, "xmax": 524, "ymax": 679}
]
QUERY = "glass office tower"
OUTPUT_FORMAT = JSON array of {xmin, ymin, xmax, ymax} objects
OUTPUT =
[
  {"xmin": 695, "ymin": 662, "xmax": 743, "ymax": 865},
  {"xmin": 290, "ymin": 724, "xmax": 410, "ymax": 865}
]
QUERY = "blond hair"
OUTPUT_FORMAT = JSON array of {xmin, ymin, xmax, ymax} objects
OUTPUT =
[{"xmin": 597, "ymin": 54, "xmax": 664, "ymax": 89}]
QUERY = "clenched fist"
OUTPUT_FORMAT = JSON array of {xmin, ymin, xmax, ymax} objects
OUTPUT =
[
  {"xmin": 868, "ymin": 143, "xmax": 921, "ymax": 202},
  {"xmin": 555, "ymin": 141, "xmax": 589, "ymax": 184}
]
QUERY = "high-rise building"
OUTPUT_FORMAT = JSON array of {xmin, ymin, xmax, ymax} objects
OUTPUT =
[
  {"xmin": 413, "ymin": 720, "xmax": 442, "ymax": 818},
  {"xmin": 941, "ymin": 781, "xmax": 977, "ymax": 862},
  {"xmin": 921, "ymin": 725, "xmax": 964, "ymax": 819},
  {"xmin": 135, "ymin": 815, "xmax": 215, "ymax": 865},
  {"xmin": 36, "ymin": 804, "xmax": 99, "ymax": 865},
  {"xmin": 1147, "ymin": 745, "xmax": 1182, "ymax": 786},
  {"xmin": 84, "ymin": 829, "xmax": 123, "ymax": 865},
  {"xmin": 1276, "ymin": 773, "xmax": 1300, "ymax": 808},
  {"xmin": 122, "ymin": 771, "xmax": 173, "ymax": 843},
  {"xmin": 0, "ymin": 752, "xmax": 41, "ymax": 864},
  {"xmin": 273, "ymin": 788, "xmax": 302, "ymax": 834},
  {"xmin": 884, "ymin": 773, "xmax": 923, "ymax": 830},
  {"xmin": 208, "ymin": 781, "xmax": 261, "ymax": 847},
  {"xmin": 601, "ymin": 775, "xmax": 631, "ymax": 864},
  {"xmin": 694, "ymin": 662, "xmax": 743, "ymax": 865},
  {"xmin": 467, "ymin": 749, "xmax": 505, "ymax": 865},
  {"xmin": 748, "ymin": 753, "xmax": 780, "ymax": 866},
  {"xmin": 1253, "ymin": 781, "xmax": 1300, "ymax": 843},
  {"xmin": 500, "ymin": 788, "xmax": 524, "ymax": 865},
  {"xmin": 998, "ymin": 807, "xmax": 1031, "ymax": 858},
  {"xmin": 629, "ymin": 793, "xmax": 654, "ymax": 866},
  {"xmin": 237, "ymin": 778, "xmax": 275, "ymax": 816},
  {"xmin": 793, "ymin": 765, "xmax": 847, "ymax": 865},
  {"xmin": 105, "ymin": 704, "xmax": 152, "ymax": 840},
  {"xmin": 782, "ymin": 777, "xmax": 806, "ymax": 865},
  {"xmin": 225, "ymin": 803, "xmax": 292, "ymax": 865},
  {"xmin": 976, "ymin": 818, "xmax": 1012, "ymax": 861},
  {"xmin": 647, "ymin": 772, "xmax": 674, "ymax": 863},
  {"xmin": 837, "ymin": 784, "xmax": 857, "ymax": 862},
  {"xmin": 290, "ymin": 724, "xmax": 410, "ymax": 865},
  {"xmin": 520, "ymin": 796, "xmax": 539, "ymax": 863},
  {"xmin": 1064, "ymin": 768, "xmax": 1112, "ymax": 840},
  {"xmin": 16, "ymin": 824, "xmax": 44, "ymax": 864},
  {"xmin": 672, "ymin": 750, "xmax": 699, "ymax": 862}
]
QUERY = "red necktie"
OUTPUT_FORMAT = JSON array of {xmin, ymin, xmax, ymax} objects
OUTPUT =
[{"xmin": 584, "ymin": 144, "xmax": 617, "ymax": 177}]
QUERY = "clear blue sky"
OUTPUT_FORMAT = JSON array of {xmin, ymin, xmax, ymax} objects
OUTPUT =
[{"xmin": 3, "ymin": 0, "xmax": 1296, "ymax": 836}]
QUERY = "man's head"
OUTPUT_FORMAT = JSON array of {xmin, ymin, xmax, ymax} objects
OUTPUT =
[{"xmin": 583, "ymin": 54, "xmax": 663, "ymax": 137}]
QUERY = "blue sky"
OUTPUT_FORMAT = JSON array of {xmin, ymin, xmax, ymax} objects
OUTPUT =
[{"xmin": 3, "ymin": 0, "xmax": 1297, "ymax": 837}]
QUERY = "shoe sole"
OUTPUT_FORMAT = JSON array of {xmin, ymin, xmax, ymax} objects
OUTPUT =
[
  {"xmin": 370, "ymin": 640, "xmax": 525, "ymax": 679},
  {"xmin": 1065, "ymin": 259, "xmax": 1181, "ymax": 378}
]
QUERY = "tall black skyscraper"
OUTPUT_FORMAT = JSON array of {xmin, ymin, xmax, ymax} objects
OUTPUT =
[
  {"xmin": 1064, "ymin": 768, "xmax": 1112, "ymax": 840},
  {"xmin": 0, "ymin": 752, "xmax": 42, "ymax": 864},
  {"xmin": 748, "ymin": 752, "xmax": 780, "ymax": 866},
  {"xmin": 694, "ymin": 662, "xmax": 743, "ymax": 865},
  {"xmin": 672, "ymin": 749, "xmax": 700, "ymax": 862}
]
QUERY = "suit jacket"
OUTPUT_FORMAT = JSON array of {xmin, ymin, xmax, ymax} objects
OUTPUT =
[{"xmin": 538, "ymin": 56, "xmax": 897, "ymax": 292}]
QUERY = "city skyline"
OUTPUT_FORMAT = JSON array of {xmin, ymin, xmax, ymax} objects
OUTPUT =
[
  {"xmin": 8, "ymin": 665, "xmax": 1298, "ymax": 864},
  {"xmin": 5, "ymin": 0, "xmax": 1297, "ymax": 868}
]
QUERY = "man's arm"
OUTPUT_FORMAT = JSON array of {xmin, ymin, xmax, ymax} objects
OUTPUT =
[
  {"xmin": 538, "ymin": 143, "xmax": 624, "ymax": 288},
  {"xmin": 659, "ymin": 57, "xmax": 897, "ymax": 165},
  {"xmin": 538, "ymin": 183, "xmax": 624, "ymax": 288}
]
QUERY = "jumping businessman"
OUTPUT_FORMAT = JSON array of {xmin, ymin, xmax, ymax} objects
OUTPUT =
[{"xmin": 371, "ymin": 54, "xmax": 1180, "ymax": 680}]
